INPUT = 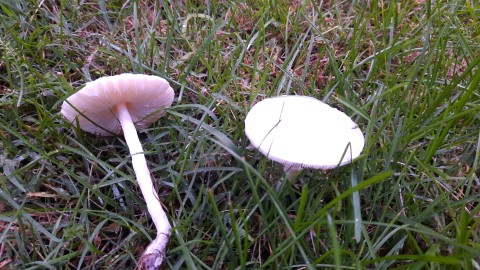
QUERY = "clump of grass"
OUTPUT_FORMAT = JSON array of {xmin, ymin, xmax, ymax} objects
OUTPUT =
[{"xmin": 1, "ymin": 0, "xmax": 479, "ymax": 269}]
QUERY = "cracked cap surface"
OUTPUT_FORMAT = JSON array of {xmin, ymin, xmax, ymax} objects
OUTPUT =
[{"xmin": 245, "ymin": 95, "xmax": 365, "ymax": 169}]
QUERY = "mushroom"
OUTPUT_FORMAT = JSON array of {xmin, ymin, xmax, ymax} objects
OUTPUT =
[
  {"xmin": 61, "ymin": 73, "xmax": 174, "ymax": 269},
  {"xmin": 244, "ymin": 95, "xmax": 364, "ymax": 178}
]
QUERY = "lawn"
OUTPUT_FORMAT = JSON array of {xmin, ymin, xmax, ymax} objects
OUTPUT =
[{"xmin": 1, "ymin": 0, "xmax": 480, "ymax": 269}]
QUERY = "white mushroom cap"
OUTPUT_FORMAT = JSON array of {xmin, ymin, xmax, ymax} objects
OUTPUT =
[
  {"xmin": 61, "ymin": 73, "xmax": 174, "ymax": 135},
  {"xmin": 245, "ymin": 95, "xmax": 365, "ymax": 170}
]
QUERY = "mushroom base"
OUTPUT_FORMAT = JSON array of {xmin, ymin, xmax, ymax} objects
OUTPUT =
[{"xmin": 139, "ymin": 233, "xmax": 171, "ymax": 270}]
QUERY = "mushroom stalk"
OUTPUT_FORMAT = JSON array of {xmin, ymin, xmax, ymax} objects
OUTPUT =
[
  {"xmin": 115, "ymin": 102, "xmax": 171, "ymax": 269},
  {"xmin": 275, "ymin": 165, "xmax": 303, "ymax": 191},
  {"xmin": 284, "ymin": 165, "xmax": 303, "ymax": 179}
]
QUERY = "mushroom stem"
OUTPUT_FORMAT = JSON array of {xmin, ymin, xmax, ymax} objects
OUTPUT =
[
  {"xmin": 115, "ymin": 102, "xmax": 171, "ymax": 269},
  {"xmin": 275, "ymin": 165, "xmax": 303, "ymax": 191},
  {"xmin": 284, "ymin": 165, "xmax": 303, "ymax": 179}
]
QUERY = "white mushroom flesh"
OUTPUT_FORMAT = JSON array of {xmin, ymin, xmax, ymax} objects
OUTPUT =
[{"xmin": 61, "ymin": 74, "xmax": 174, "ymax": 269}]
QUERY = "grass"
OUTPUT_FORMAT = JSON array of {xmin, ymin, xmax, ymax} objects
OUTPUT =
[{"xmin": 1, "ymin": 0, "xmax": 479, "ymax": 269}]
